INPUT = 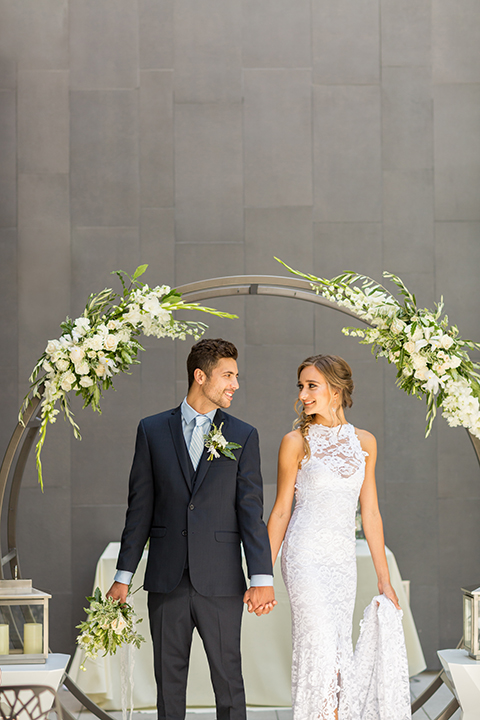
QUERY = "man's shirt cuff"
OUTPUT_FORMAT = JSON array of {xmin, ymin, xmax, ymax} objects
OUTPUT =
[
  {"xmin": 115, "ymin": 569, "xmax": 133, "ymax": 585},
  {"xmin": 250, "ymin": 574, "xmax": 274, "ymax": 587}
]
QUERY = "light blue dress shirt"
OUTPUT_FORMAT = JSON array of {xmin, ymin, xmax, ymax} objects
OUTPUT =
[{"xmin": 114, "ymin": 398, "xmax": 273, "ymax": 588}]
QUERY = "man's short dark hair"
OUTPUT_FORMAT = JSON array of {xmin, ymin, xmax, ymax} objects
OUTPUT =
[{"xmin": 187, "ymin": 338, "xmax": 238, "ymax": 388}]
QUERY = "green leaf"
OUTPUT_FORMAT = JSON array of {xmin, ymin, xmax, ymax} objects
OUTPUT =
[{"xmin": 132, "ymin": 264, "xmax": 149, "ymax": 281}]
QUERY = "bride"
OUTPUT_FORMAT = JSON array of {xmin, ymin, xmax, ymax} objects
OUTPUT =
[{"xmin": 267, "ymin": 354, "xmax": 402, "ymax": 720}]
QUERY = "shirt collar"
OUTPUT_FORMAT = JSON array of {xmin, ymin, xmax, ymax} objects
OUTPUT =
[{"xmin": 181, "ymin": 397, "xmax": 217, "ymax": 425}]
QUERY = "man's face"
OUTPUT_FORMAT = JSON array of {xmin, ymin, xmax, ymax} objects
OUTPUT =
[{"xmin": 200, "ymin": 357, "xmax": 239, "ymax": 409}]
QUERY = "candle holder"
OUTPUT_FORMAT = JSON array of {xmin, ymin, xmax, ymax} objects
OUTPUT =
[
  {"xmin": 0, "ymin": 579, "xmax": 51, "ymax": 664},
  {"xmin": 462, "ymin": 584, "xmax": 480, "ymax": 660}
]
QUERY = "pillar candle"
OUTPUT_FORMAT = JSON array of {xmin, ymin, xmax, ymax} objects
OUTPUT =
[
  {"xmin": 23, "ymin": 623, "xmax": 42, "ymax": 655},
  {"xmin": 0, "ymin": 624, "xmax": 9, "ymax": 655}
]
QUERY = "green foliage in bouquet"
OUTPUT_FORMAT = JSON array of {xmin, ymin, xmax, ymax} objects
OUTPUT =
[{"xmin": 76, "ymin": 587, "xmax": 145, "ymax": 671}]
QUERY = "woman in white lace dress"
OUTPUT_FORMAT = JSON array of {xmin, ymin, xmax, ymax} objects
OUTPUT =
[{"xmin": 267, "ymin": 355, "xmax": 400, "ymax": 720}]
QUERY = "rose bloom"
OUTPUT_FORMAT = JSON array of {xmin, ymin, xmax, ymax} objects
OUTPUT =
[
  {"xmin": 391, "ymin": 318, "xmax": 406, "ymax": 335},
  {"xmin": 70, "ymin": 345, "xmax": 85, "ymax": 363},
  {"xmin": 46, "ymin": 339, "xmax": 61, "ymax": 356},
  {"xmin": 95, "ymin": 364, "xmax": 106, "ymax": 377},
  {"xmin": 75, "ymin": 360, "xmax": 90, "ymax": 375},
  {"xmin": 56, "ymin": 358, "xmax": 70, "ymax": 372},
  {"xmin": 440, "ymin": 334, "xmax": 454, "ymax": 350},
  {"xmin": 88, "ymin": 335, "xmax": 104, "ymax": 352},
  {"xmin": 79, "ymin": 376, "xmax": 94, "ymax": 388},
  {"xmin": 60, "ymin": 372, "xmax": 76, "ymax": 392},
  {"xmin": 104, "ymin": 334, "xmax": 119, "ymax": 352},
  {"xmin": 111, "ymin": 616, "xmax": 127, "ymax": 634},
  {"xmin": 107, "ymin": 320, "xmax": 117, "ymax": 331}
]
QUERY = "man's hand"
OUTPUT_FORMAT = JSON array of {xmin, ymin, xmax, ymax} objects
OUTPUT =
[
  {"xmin": 106, "ymin": 581, "xmax": 129, "ymax": 604},
  {"xmin": 243, "ymin": 586, "xmax": 277, "ymax": 616}
]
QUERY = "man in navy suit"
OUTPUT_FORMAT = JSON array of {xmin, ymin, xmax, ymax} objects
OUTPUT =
[{"xmin": 107, "ymin": 338, "xmax": 275, "ymax": 720}]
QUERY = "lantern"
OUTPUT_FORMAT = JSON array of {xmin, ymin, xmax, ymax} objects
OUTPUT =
[
  {"xmin": 462, "ymin": 584, "xmax": 480, "ymax": 660},
  {"xmin": 0, "ymin": 579, "xmax": 51, "ymax": 664}
]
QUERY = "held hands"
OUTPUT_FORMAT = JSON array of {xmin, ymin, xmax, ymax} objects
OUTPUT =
[
  {"xmin": 243, "ymin": 586, "xmax": 277, "ymax": 616},
  {"xmin": 106, "ymin": 581, "xmax": 129, "ymax": 605}
]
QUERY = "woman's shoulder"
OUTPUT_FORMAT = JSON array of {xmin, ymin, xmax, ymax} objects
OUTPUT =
[
  {"xmin": 352, "ymin": 425, "xmax": 377, "ymax": 455},
  {"xmin": 280, "ymin": 429, "xmax": 304, "ymax": 452}
]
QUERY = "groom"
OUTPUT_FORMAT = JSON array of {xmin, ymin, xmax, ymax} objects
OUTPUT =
[{"xmin": 107, "ymin": 338, "xmax": 275, "ymax": 720}]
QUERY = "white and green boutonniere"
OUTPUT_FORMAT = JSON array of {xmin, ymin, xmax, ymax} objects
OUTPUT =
[{"xmin": 204, "ymin": 422, "xmax": 241, "ymax": 461}]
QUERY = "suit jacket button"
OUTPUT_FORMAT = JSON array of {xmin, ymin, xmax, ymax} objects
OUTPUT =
[
  {"xmin": 182, "ymin": 530, "xmax": 187, "ymax": 536},
  {"xmin": 189, "ymin": 504, "xmax": 195, "ymax": 510}
]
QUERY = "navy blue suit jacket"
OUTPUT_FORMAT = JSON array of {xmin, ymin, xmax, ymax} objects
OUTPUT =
[{"xmin": 117, "ymin": 405, "xmax": 273, "ymax": 596}]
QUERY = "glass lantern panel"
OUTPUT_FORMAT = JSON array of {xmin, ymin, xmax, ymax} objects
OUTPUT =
[
  {"xmin": 477, "ymin": 597, "xmax": 480, "ymax": 651},
  {"xmin": 464, "ymin": 596, "xmax": 472, "ymax": 650},
  {"xmin": 0, "ymin": 603, "xmax": 45, "ymax": 656}
]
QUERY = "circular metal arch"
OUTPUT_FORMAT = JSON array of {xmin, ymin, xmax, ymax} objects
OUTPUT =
[
  {"xmin": 2, "ymin": 272, "xmax": 480, "ymax": 576},
  {"xmin": 175, "ymin": 274, "xmax": 364, "ymax": 321}
]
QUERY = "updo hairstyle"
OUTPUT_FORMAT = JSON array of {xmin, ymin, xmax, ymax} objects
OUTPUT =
[{"xmin": 294, "ymin": 354, "xmax": 354, "ymax": 462}]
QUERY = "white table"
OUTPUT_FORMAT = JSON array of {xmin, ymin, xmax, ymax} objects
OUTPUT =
[
  {"xmin": 70, "ymin": 541, "xmax": 425, "ymax": 709},
  {"xmin": 438, "ymin": 649, "xmax": 480, "ymax": 720},
  {"xmin": 0, "ymin": 652, "xmax": 70, "ymax": 690}
]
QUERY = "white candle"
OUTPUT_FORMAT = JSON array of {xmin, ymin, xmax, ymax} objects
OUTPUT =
[
  {"xmin": 0, "ymin": 624, "xmax": 9, "ymax": 655},
  {"xmin": 23, "ymin": 623, "xmax": 42, "ymax": 655}
]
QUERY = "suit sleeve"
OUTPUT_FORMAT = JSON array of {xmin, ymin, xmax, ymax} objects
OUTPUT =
[
  {"xmin": 235, "ymin": 427, "xmax": 273, "ymax": 578},
  {"xmin": 116, "ymin": 420, "xmax": 155, "ymax": 575}
]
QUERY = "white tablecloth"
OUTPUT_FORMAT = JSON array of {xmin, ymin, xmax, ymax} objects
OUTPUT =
[{"xmin": 70, "ymin": 541, "xmax": 425, "ymax": 709}]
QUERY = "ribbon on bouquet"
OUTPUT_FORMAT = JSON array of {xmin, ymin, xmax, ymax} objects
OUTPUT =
[{"xmin": 120, "ymin": 643, "xmax": 135, "ymax": 720}]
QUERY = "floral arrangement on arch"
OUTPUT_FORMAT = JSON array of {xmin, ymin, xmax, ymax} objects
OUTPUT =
[
  {"xmin": 21, "ymin": 265, "xmax": 236, "ymax": 488},
  {"xmin": 277, "ymin": 259, "xmax": 480, "ymax": 441}
]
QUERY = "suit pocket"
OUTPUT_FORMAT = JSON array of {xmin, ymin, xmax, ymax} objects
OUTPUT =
[
  {"xmin": 150, "ymin": 526, "xmax": 167, "ymax": 538},
  {"xmin": 215, "ymin": 531, "xmax": 240, "ymax": 543}
]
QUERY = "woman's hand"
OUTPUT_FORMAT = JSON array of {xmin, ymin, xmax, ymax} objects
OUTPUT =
[{"xmin": 379, "ymin": 581, "xmax": 400, "ymax": 610}]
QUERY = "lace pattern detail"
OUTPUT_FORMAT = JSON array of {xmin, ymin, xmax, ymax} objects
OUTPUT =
[{"xmin": 282, "ymin": 423, "xmax": 410, "ymax": 720}]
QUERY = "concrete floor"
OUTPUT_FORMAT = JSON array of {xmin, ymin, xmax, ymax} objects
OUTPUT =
[{"xmin": 57, "ymin": 671, "xmax": 461, "ymax": 720}]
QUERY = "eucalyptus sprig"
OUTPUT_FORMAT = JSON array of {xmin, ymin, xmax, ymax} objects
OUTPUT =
[
  {"xmin": 21, "ymin": 265, "xmax": 237, "ymax": 489},
  {"xmin": 276, "ymin": 258, "xmax": 480, "ymax": 440}
]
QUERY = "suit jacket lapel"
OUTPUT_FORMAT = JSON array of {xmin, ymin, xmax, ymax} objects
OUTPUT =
[
  {"xmin": 192, "ymin": 409, "xmax": 226, "ymax": 495},
  {"xmin": 168, "ymin": 407, "xmax": 194, "ymax": 492}
]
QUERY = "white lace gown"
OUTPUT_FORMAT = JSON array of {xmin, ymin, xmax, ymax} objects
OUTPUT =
[{"xmin": 281, "ymin": 422, "xmax": 368, "ymax": 720}]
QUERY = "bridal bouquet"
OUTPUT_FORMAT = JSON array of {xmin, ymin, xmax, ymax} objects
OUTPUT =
[
  {"xmin": 277, "ymin": 259, "xmax": 480, "ymax": 440},
  {"xmin": 76, "ymin": 587, "xmax": 145, "ymax": 671},
  {"xmin": 21, "ymin": 265, "xmax": 236, "ymax": 488}
]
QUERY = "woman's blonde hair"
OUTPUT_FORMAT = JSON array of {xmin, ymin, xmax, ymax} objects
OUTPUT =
[{"xmin": 294, "ymin": 354, "xmax": 354, "ymax": 462}]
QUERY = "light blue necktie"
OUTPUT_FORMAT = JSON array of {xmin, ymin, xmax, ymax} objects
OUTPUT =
[{"xmin": 189, "ymin": 415, "xmax": 210, "ymax": 470}]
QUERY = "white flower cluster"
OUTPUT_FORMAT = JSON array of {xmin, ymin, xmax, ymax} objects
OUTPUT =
[
  {"xmin": 40, "ymin": 285, "xmax": 183, "ymax": 417},
  {"xmin": 277, "ymin": 261, "xmax": 480, "ymax": 440},
  {"xmin": 328, "ymin": 279, "xmax": 480, "ymax": 438},
  {"xmin": 204, "ymin": 421, "xmax": 241, "ymax": 461},
  {"xmin": 205, "ymin": 429, "xmax": 228, "ymax": 459},
  {"xmin": 76, "ymin": 587, "xmax": 144, "ymax": 671},
  {"xmin": 22, "ymin": 266, "xmax": 236, "ymax": 488}
]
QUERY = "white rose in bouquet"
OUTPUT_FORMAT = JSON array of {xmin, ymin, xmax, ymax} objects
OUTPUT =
[
  {"xmin": 104, "ymin": 334, "xmax": 119, "ymax": 352},
  {"xmin": 70, "ymin": 346, "xmax": 85, "ymax": 363},
  {"xmin": 80, "ymin": 376, "xmax": 94, "ymax": 388}
]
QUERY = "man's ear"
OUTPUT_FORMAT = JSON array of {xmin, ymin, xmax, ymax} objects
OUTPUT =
[{"xmin": 194, "ymin": 367, "xmax": 206, "ymax": 385}]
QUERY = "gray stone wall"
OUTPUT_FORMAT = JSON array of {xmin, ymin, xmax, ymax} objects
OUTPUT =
[{"xmin": 1, "ymin": 0, "xmax": 479, "ymax": 668}]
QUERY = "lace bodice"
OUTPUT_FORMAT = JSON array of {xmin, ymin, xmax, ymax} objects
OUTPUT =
[{"xmin": 287, "ymin": 423, "xmax": 366, "ymax": 568}]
